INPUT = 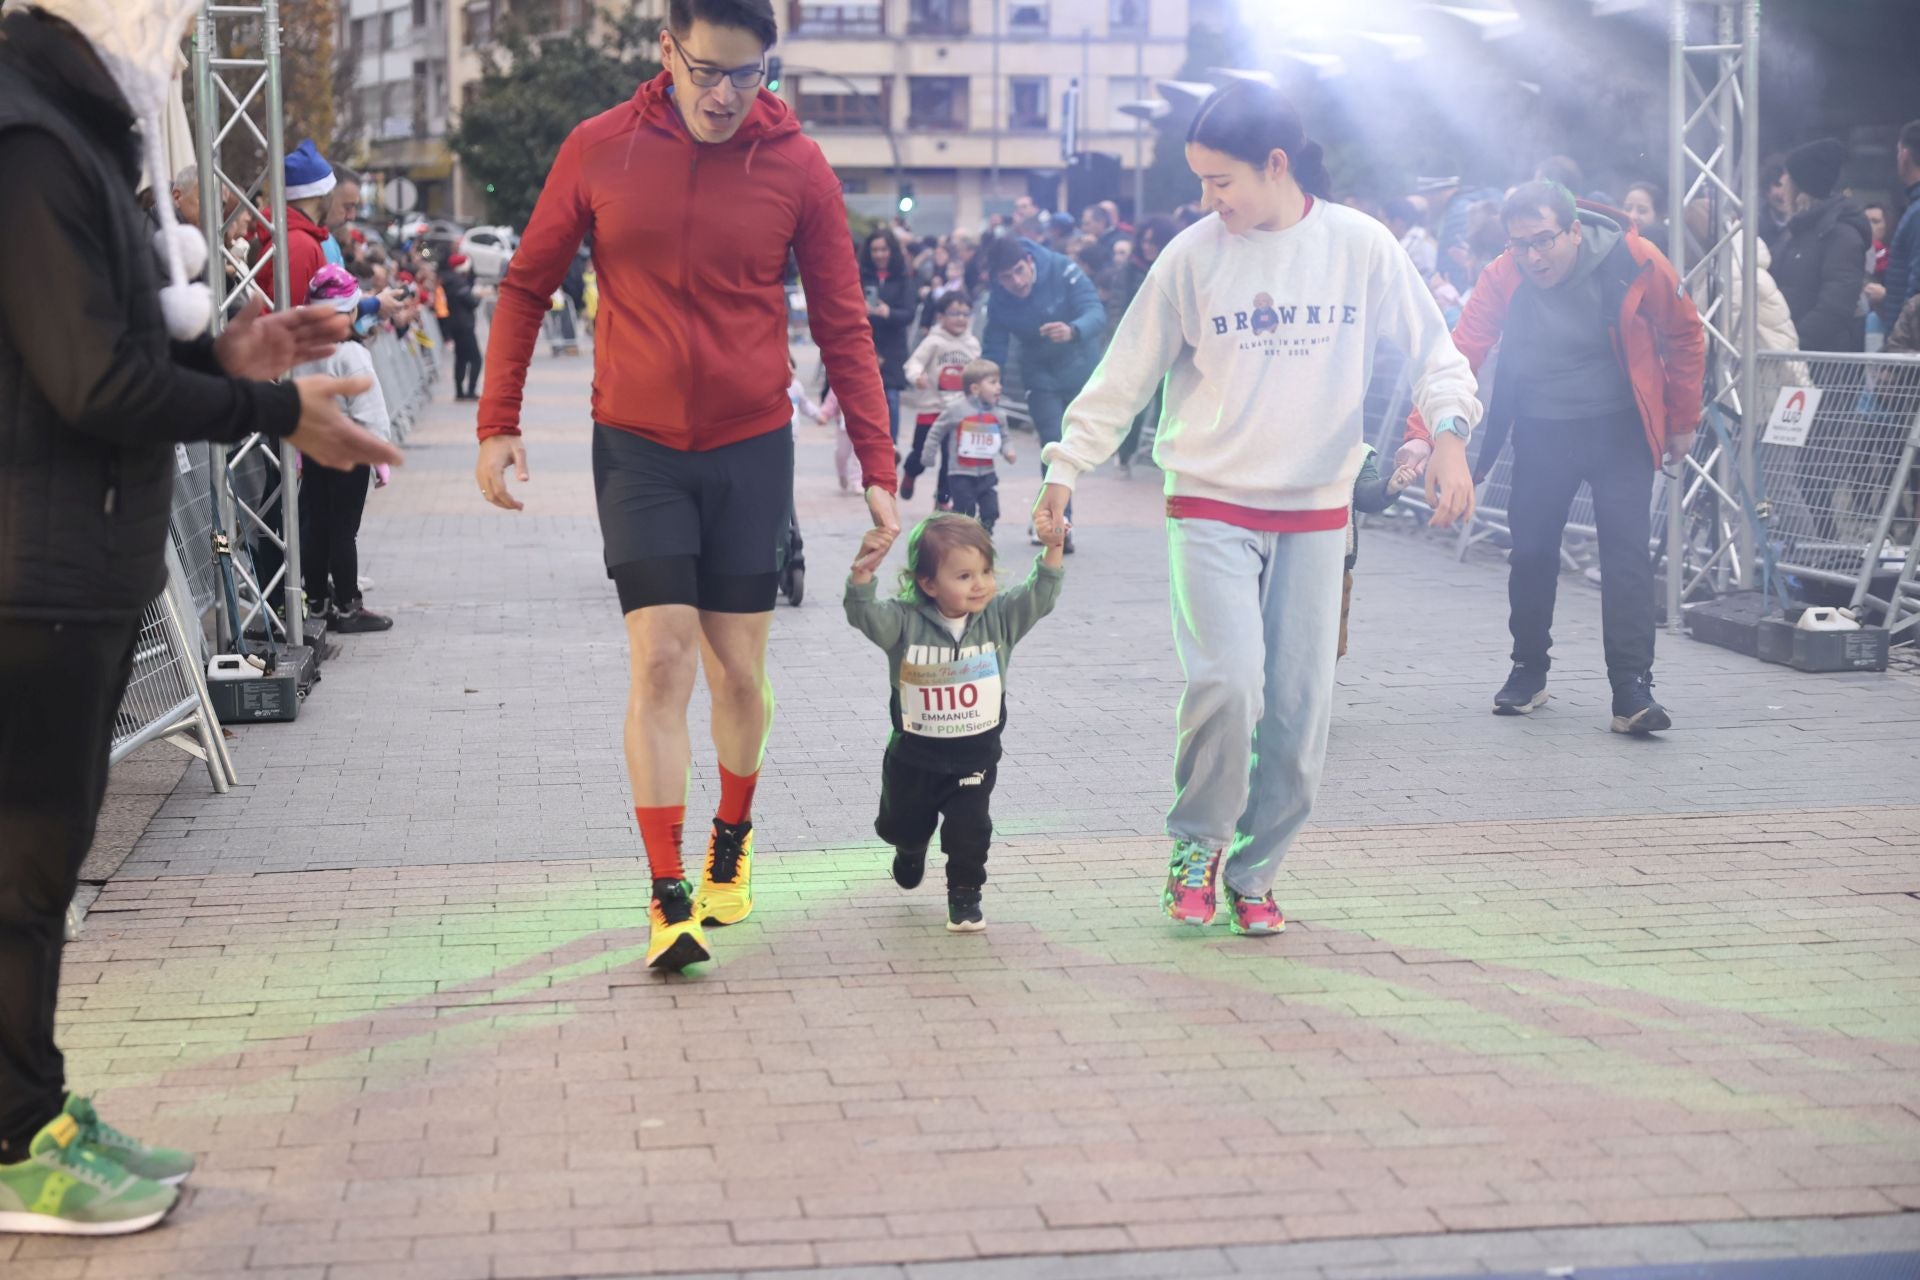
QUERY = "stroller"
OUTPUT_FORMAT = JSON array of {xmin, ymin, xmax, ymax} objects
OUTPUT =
[{"xmin": 777, "ymin": 502, "xmax": 805, "ymax": 606}]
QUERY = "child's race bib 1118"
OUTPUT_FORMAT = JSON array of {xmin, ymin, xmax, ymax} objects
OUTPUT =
[
  {"xmin": 957, "ymin": 425, "xmax": 1000, "ymax": 461},
  {"xmin": 900, "ymin": 651, "xmax": 1002, "ymax": 737}
]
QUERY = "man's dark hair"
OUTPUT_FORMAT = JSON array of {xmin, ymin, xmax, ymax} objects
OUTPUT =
[
  {"xmin": 331, "ymin": 163, "xmax": 361, "ymax": 187},
  {"xmin": 668, "ymin": 0, "xmax": 777, "ymax": 47},
  {"xmin": 1383, "ymin": 197, "xmax": 1420, "ymax": 226},
  {"xmin": 985, "ymin": 233, "xmax": 1032, "ymax": 276},
  {"xmin": 1502, "ymin": 180, "xmax": 1577, "ymax": 231},
  {"xmin": 1533, "ymin": 154, "xmax": 1584, "ymax": 194},
  {"xmin": 1901, "ymin": 120, "xmax": 1920, "ymax": 157},
  {"xmin": 1864, "ymin": 201, "xmax": 1887, "ymax": 217}
]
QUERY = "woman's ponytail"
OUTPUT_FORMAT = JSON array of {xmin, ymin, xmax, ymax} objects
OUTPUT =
[{"xmin": 1187, "ymin": 81, "xmax": 1333, "ymax": 198}]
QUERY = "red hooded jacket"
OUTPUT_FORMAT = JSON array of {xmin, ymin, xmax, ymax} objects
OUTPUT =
[
  {"xmin": 267, "ymin": 205, "xmax": 330, "ymax": 309},
  {"xmin": 477, "ymin": 74, "xmax": 896, "ymax": 491},
  {"xmin": 1408, "ymin": 205, "xmax": 1705, "ymax": 471}
]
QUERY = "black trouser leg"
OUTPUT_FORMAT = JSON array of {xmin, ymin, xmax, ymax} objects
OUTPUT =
[
  {"xmin": 324, "ymin": 465, "xmax": 371, "ymax": 608},
  {"xmin": 298, "ymin": 461, "xmax": 332, "ymax": 610},
  {"xmin": 947, "ymin": 472, "xmax": 982, "ymax": 520},
  {"xmin": 1587, "ymin": 414, "xmax": 1658, "ymax": 676},
  {"xmin": 902, "ymin": 414, "xmax": 937, "ymax": 480},
  {"xmin": 452, "ymin": 322, "xmax": 482, "ymax": 396},
  {"xmin": 937, "ymin": 764, "xmax": 995, "ymax": 889},
  {"xmin": 974, "ymin": 474, "xmax": 1000, "ymax": 533},
  {"xmin": 1506, "ymin": 419, "xmax": 1590, "ymax": 672},
  {"xmin": 875, "ymin": 749, "xmax": 941, "ymax": 855},
  {"xmin": 0, "ymin": 617, "xmax": 139, "ymax": 1158}
]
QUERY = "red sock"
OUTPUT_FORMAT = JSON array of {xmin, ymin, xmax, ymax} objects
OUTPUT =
[
  {"xmin": 716, "ymin": 764, "xmax": 759, "ymax": 827},
  {"xmin": 634, "ymin": 805, "xmax": 685, "ymax": 882}
]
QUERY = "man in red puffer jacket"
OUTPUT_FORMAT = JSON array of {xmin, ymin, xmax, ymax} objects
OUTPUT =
[{"xmin": 474, "ymin": 0, "xmax": 900, "ymax": 973}]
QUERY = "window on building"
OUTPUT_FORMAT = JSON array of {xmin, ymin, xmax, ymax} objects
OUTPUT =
[
  {"xmin": 1009, "ymin": 76, "xmax": 1048, "ymax": 131},
  {"xmin": 1007, "ymin": 1, "xmax": 1049, "ymax": 34},
  {"xmin": 412, "ymin": 61, "xmax": 429, "ymax": 136},
  {"xmin": 907, "ymin": 0, "xmax": 968, "ymax": 36},
  {"xmin": 412, "ymin": 0, "xmax": 428, "ymax": 26},
  {"xmin": 464, "ymin": 0, "xmax": 495, "ymax": 45},
  {"xmin": 379, "ymin": 11, "xmax": 396, "ymax": 49},
  {"xmin": 349, "ymin": 16, "xmax": 368, "ymax": 57},
  {"xmin": 1109, "ymin": 0, "xmax": 1146, "ymax": 34},
  {"xmin": 908, "ymin": 76, "xmax": 967, "ymax": 131},
  {"xmin": 795, "ymin": 75, "xmax": 888, "ymax": 128},
  {"xmin": 791, "ymin": 2, "xmax": 884, "ymax": 36}
]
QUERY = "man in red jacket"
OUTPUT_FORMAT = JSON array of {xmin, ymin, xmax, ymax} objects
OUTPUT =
[
  {"xmin": 474, "ymin": 0, "xmax": 899, "ymax": 972},
  {"xmin": 1408, "ymin": 181, "xmax": 1704, "ymax": 735}
]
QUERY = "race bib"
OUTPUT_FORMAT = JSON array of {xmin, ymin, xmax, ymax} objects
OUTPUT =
[
  {"xmin": 937, "ymin": 361, "xmax": 966, "ymax": 393},
  {"xmin": 900, "ymin": 651, "xmax": 1002, "ymax": 738},
  {"xmin": 956, "ymin": 426, "xmax": 1000, "ymax": 460}
]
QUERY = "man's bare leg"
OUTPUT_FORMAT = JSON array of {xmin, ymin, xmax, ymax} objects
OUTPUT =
[
  {"xmin": 622, "ymin": 604, "xmax": 703, "ymax": 807},
  {"xmin": 691, "ymin": 609, "xmax": 774, "ymax": 926}
]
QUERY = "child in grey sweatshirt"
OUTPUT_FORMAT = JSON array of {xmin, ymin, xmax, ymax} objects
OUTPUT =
[
  {"xmin": 844, "ymin": 510, "xmax": 1066, "ymax": 932},
  {"xmin": 920, "ymin": 360, "xmax": 1017, "ymax": 534}
]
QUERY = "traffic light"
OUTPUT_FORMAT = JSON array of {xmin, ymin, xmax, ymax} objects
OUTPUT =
[
  {"xmin": 897, "ymin": 180, "xmax": 915, "ymax": 214},
  {"xmin": 765, "ymin": 56, "xmax": 782, "ymax": 93}
]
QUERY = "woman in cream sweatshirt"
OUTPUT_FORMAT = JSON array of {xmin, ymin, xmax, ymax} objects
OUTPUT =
[{"xmin": 1034, "ymin": 82, "xmax": 1482, "ymax": 936}]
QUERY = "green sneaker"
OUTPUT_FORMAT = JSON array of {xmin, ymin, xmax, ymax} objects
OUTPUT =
[
  {"xmin": 64, "ymin": 1095, "xmax": 195, "ymax": 1187},
  {"xmin": 0, "ymin": 1112, "xmax": 177, "ymax": 1236}
]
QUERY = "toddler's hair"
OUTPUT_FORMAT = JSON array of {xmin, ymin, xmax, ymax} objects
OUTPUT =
[
  {"xmin": 961, "ymin": 359, "xmax": 1000, "ymax": 396},
  {"xmin": 896, "ymin": 513, "xmax": 996, "ymax": 602}
]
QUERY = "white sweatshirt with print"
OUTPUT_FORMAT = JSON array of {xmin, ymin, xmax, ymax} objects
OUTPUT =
[{"xmin": 1041, "ymin": 202, "xmax": 1482, "ymax": 511}]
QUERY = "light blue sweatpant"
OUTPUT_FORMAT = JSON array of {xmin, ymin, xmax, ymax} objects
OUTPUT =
[{"xmin": 1165, "ymin": 519, "xmax": 1344, "ymax": 899}]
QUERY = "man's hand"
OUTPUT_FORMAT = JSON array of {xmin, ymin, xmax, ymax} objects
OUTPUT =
[
  {"xmin": 214, "ymin": 297, "xmax": 348, "ymax": 381},
  {"xmin": 1393, "ymin": 435, "xmax": 1433, "ymax": 479},
  {"xmin": 850, "ymin": 526, "xmax": 896, "ymax": 580},
  {"xmin": 1424, "ymin": 433, "xmax": 1476, "ymax": 529},
  {"xmin": 1665, "ymin": 431, "xmax": 1697, "ymax": 467},
  {"xmin": 287, "ymin": 376, "xmax": 405, "ymax": 470},
  {"xmin": 476, "ymin": 433, "xmax": 530, "ymax": 511},
  {"xmin": 1865, "ymin": 281, "xmax": 1886, "ymax": 307},
  {"xmin": 865, "ymin": 485, "xmax": 901, "ymax": 536},
  {"xmin": 1038, "ymin": 321, "xmax": 1074, "ymax": 343}
]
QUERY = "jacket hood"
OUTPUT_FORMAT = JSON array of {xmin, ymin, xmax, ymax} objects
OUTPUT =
[
  {"xmin": 1787, "ymin": 193, "xmax": 1869, "ymax": 243},
  {"xmin": 630, "ymin": 70, "xmax": 801, "ymax": 150},
  {"xmin": 1567, "ymin": 207, "xmax": 1624, "ymax": 286},
  {"xmin": 0, "ymin": 9, "xmax": 138, "ymax": 181}
]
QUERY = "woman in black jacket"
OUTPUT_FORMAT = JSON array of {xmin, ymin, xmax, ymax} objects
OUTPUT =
[
  {"xmin": 859, "ymin": 228, "xmax": 913, "ymax": 442},
  {"xmin": 441, "ymin": 253, "xmax": 484, "ymax": 399},
  {"xmin": 1772, "ymin": 139, "xmax": 1871, "ymax": 353}
]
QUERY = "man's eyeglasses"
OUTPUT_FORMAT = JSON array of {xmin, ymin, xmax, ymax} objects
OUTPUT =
[
  {"xmin": 670, "ymin": 35, "xmax": 766, "ymax": 91},
  {"xmin": 1507, "ymin": 227, "xmax": 1569, "ymax": 257}
]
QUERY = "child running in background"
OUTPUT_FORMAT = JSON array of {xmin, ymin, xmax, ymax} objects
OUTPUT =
[
  {"xmin": 844, "ymin": 510, "xmax": 1066, "ymax": 932},
  {"xmin": 1339, "ymin": 446, "xmax": 1419, "ymax": 658},
  {"xmin": 900, "ymin": 291, "xmax": 982, "ymax": 505},
  {"xmin": 920, "ymin": 360, "xmax": 1016, "ymax": 534}
]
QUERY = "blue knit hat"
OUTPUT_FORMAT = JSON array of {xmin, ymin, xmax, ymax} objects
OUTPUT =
[{"xmin": 285, "ymin": 139, "xmax": 336, "ymax": 201}]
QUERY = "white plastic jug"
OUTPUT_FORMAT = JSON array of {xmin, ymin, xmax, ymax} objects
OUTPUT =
[
  {"xmin": 208, "ymin": 653, "xmax": 267, "ymax": 680},
  {"xmin": 1795, "ymin": 607, "xmax": 1860, "ymax": 632}
]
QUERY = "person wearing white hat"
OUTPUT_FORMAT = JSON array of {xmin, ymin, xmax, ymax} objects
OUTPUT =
[{"xmin": 0, "ymin": 0, "xmax": 404, "ymax": 1237}]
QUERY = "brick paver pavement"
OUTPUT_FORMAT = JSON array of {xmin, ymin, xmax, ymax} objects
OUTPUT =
[{"xmin": 16, "ymin": 346, "xmax": 1919, "ymax": 1278}]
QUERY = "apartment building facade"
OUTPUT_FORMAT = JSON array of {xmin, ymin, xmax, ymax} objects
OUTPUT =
[
  {"xmin": 337, "ymin": 0, "xmax": 456, "ymax": 213},
  {"xmin": 775, "ymin": 0, "xmax": 1200, "ymax": 232}
]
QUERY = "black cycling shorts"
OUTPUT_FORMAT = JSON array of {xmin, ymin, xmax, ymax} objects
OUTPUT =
[{"xmin": 591, "ymin": 423, "xmax": 793, "ymax": 614}]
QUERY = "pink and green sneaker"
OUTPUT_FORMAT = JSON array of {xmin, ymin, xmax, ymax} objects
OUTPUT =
[
  {"xmin": 1161, "ymin": 840, "xmax": 1221, "ymax": 926},
  {"xmin": 1225, "ymin": 886, "xmax": 1286, "ymax": 936}
]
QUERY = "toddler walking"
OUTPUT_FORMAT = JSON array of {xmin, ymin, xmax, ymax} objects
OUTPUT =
[
  {"xmin": 844, "ymin": 510, "xmax": 1066, "ymax": 931},
  {"xmin": 920, "ymin": 360, "xmax": 1016, "ymax": 534}
]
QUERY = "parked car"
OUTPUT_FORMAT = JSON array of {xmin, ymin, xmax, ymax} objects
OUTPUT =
[{"xmin": 461, "ymin": 225, "xmax": 518, "ymax": 280}]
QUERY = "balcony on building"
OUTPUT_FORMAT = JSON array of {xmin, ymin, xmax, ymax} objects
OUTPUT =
[
  {"xmin": 795, "ymin": 75, "xmax": 890, "ymax": 129},
  {"xmin": 906, "ymin": 0, "xmax": 968, "ymax": 37}
]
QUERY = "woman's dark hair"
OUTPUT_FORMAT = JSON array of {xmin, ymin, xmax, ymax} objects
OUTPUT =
[
  {"xmin": 668, "ymin": 0, "xmax": 778, "ymax": 48},
  {"xmin": 1185, "ymin": 81, "xmax": 1331, "ymax": 199},
  {"xmin": 861, "ymin": 228, "xmax": 903, "ymax": 276},
  {"xmin": 897, "ymin": 514, "xmax": 996, "ymax": 602},
  {"xmin": 1135, "ymin": 215, "xmax": 1178, "ymax": 264},
  {"xmin": 1625, "ymin": 178, "xmax": 1665, "ymax": 208}
]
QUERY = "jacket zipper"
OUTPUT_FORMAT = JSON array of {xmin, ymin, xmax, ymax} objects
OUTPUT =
[{"xmin": 682, "ymin": 147, "xmax": 701, "ymax": 421}]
